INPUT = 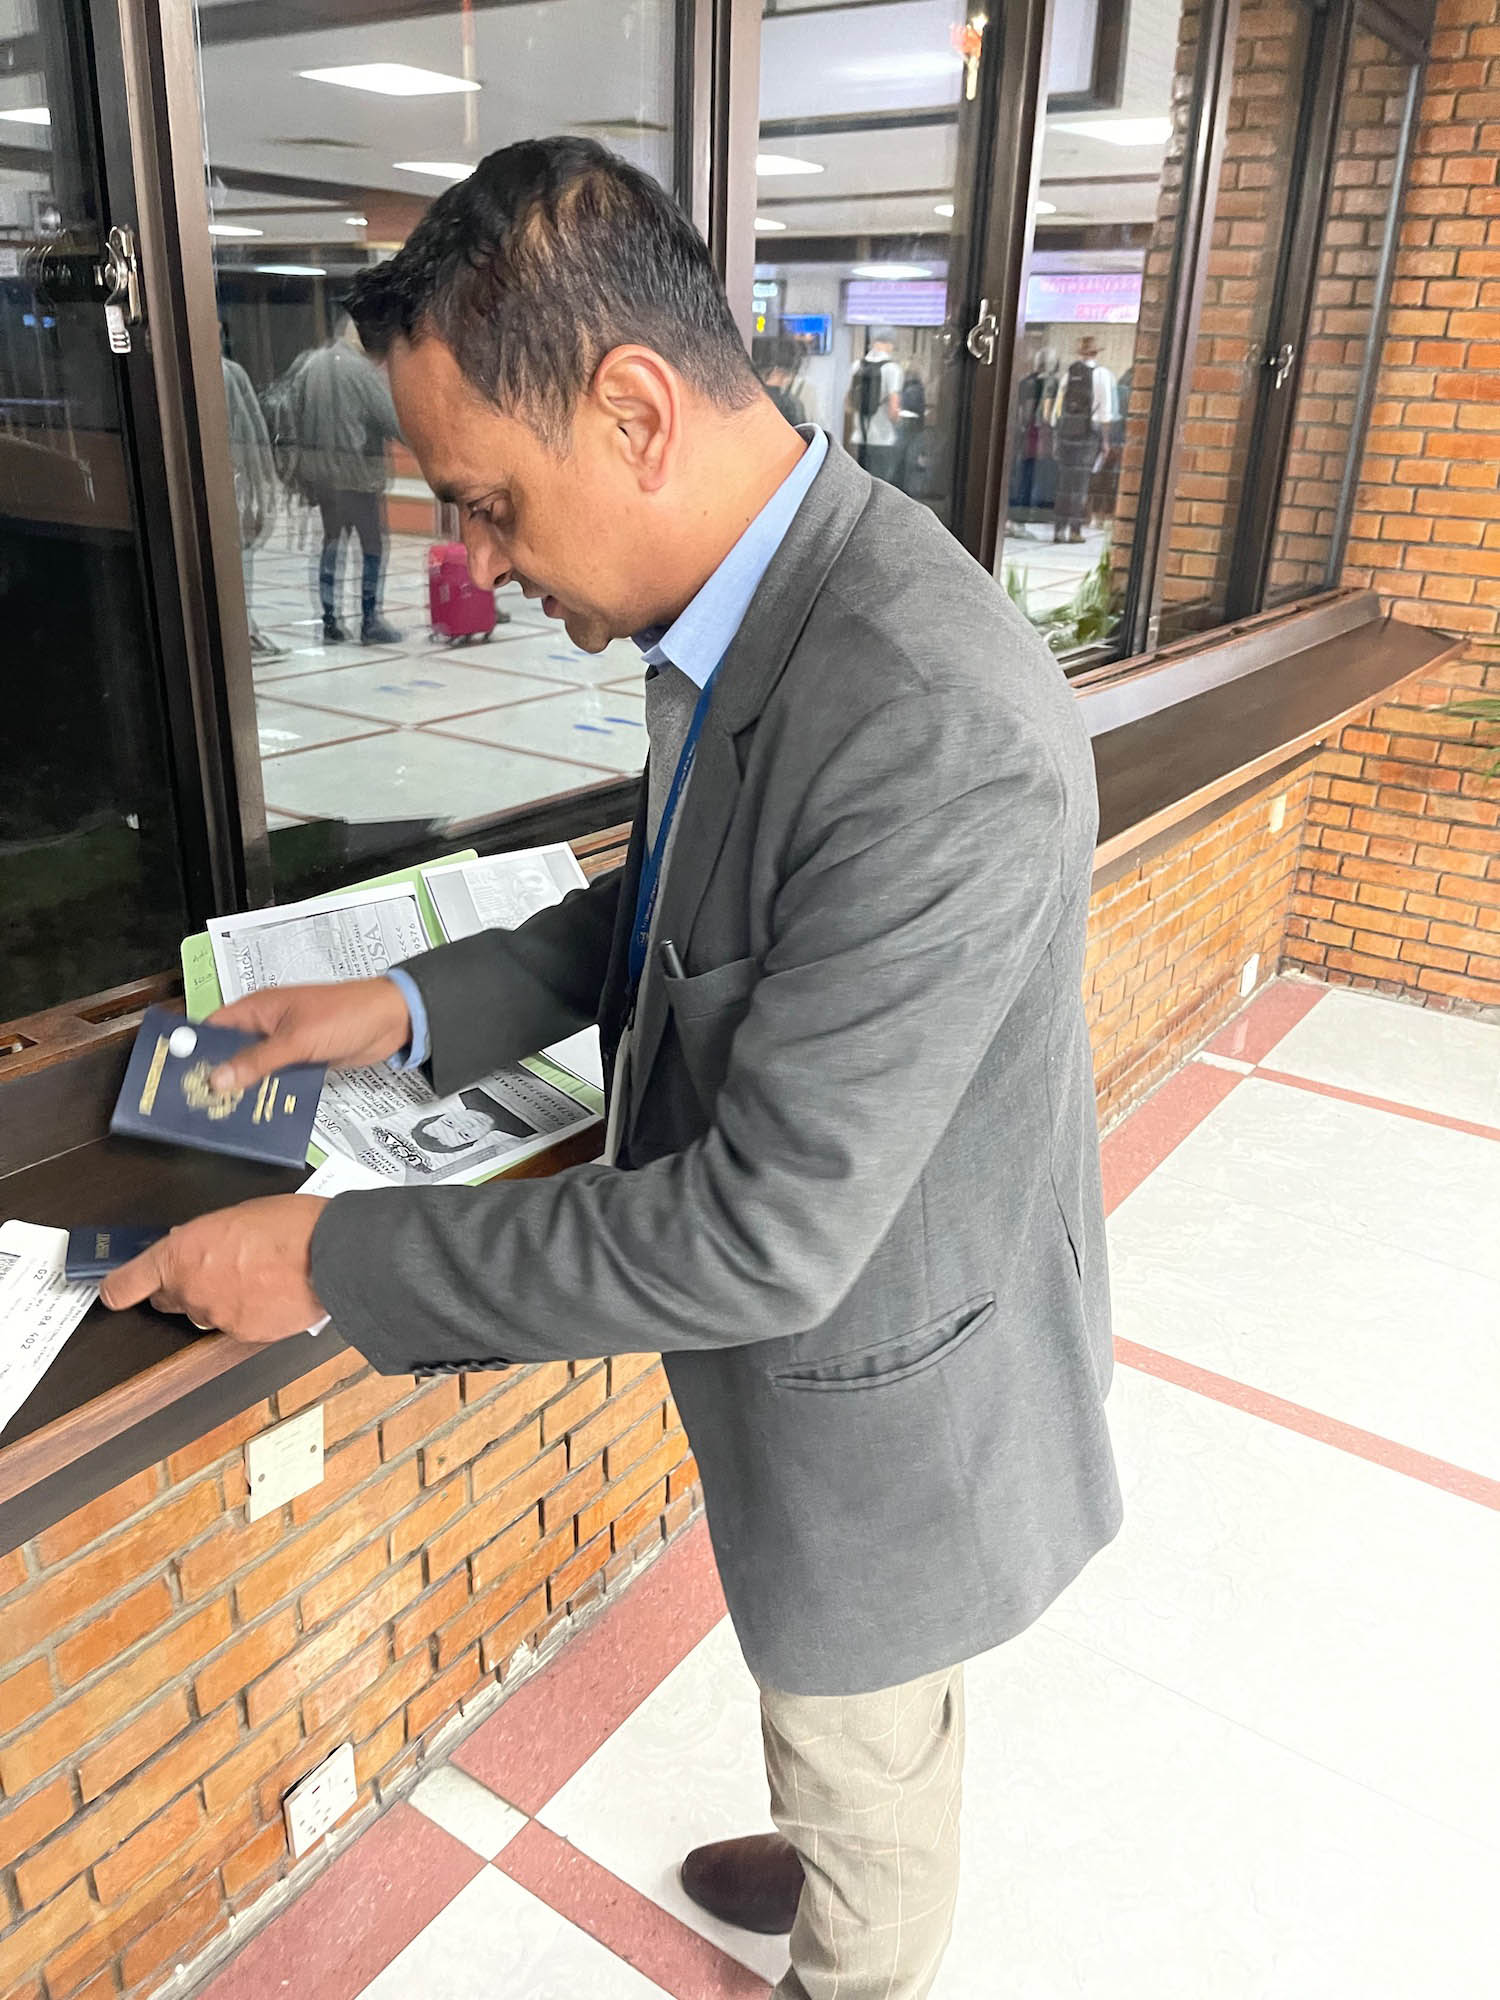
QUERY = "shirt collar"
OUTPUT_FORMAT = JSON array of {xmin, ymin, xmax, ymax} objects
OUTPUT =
[{"xmin": 633, "ymin": 426, "xmax": 828, "ymax": 688}]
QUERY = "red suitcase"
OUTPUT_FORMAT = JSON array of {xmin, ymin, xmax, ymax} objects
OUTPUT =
[{"xmin": 428, "ymin": 543, "xmax": 504, "ymax": 644}]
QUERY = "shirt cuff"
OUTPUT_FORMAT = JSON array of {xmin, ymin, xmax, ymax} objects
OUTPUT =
[{"xmin": 385, "ymin": 968, "xmax": 431, "ymax": 1071}]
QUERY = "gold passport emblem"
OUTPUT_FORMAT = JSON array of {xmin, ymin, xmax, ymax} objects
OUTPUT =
[{"xmin": 181, "ymin": 1062, "xmax": 244, "ymax": 1122}]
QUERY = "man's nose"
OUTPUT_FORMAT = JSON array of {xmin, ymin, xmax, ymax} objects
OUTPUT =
[{"xmin": 470, "ymin": 548, "xmax": 508, "ymax": 593}]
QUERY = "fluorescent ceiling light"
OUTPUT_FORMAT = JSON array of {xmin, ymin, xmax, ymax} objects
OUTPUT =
[
  {"xmin": 933, "ymin": 201, "xmax": 955, "ymax": 218},
  {"xmin": 300, "ymin": 64, "xmax": 479, "ymax": 97},
  {"xmin": 0, "ymin": 106, "xmax": 49, "ymax": 125},
  {"xmin": 1051, "ymin": 117, "xmax": 1173, "ymax": 147},
  {"xmin": 851, "ymin": 263, "xmax": 931, "ymax": 281},
  {"xmin": 1036, "ymin": 200, "xmax": 1057, "ymax": 216},
  {"xmin": 754, "ymin": 216, "xmax": 787, "ymax": 233},
  {"xmin": 254, "ymin": 263, "xmax": 327, "ymax": 276},
  {"xmin": 393, "ymin": 161, "xmax": 475, "ymax": 182},
  {"xmin": 756, "ymin": 153, "xmax": 823, "ymax": 177},
  {"xmin": 344, "ymin": 214, "xmax": 369, "ymax": 226},
  {"xmin": 209, "ymin": 223, "xmax": 264, "ymax": 238}
]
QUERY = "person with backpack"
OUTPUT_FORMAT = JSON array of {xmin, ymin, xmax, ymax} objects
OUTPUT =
[
  {"xmin": 846, "ymin": 329, "xmax": 903, "ymax": 482},
  {"xmin": 1048, "ymin": 334, "xmax": 1117, "ymax": 544}
]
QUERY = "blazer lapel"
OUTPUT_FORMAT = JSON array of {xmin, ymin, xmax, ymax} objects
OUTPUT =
[{"xmin": 624, "ymin": 436, "xmax": 873, "ymax": 1130}]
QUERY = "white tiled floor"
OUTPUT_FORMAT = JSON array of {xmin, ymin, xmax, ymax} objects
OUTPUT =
[
  {"xmin": 357, "ymin": 1870, "xmax": 673, "ymax": 2000},
  {"xmin": 241, "ymin": 531, "xmax": 646, "ymax": 829},
  {"xmin": 1262, "ymin": 985, "xmax": 1500, "ymax": 1125},
  {"xmin": 229, "ymin": 983, "xmax": 1498, "ymax": 2000}
]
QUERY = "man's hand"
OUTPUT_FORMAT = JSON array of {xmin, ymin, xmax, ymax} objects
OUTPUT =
[
  {"xmin": 99, "ymin": 1195, "xmax": 330, "ymax": 1344},
  {"xmin": 205, "ymin": 978, "xmax": 412, "ymax": 1092}
]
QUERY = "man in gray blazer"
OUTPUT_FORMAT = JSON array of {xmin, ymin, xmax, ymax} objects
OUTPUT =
[{"xmin": 104, "ymin": 138, "xmax": 1121, "ymax": 2000}]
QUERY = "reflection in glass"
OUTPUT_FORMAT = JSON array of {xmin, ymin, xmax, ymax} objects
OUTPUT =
[
  {"xmin": 191, "ymin": 2, "xmax": 676, "ymax": 894},
  {"xmin": 1153, "ymin": 0, "xmax": 1313, "ymax": 644},
  {"xmin": 1265, "ymin": 28, "xmax": 1414, "ymax": 602},
  {"xmin": 996, "ymin": 0, "xmax": 1187, "ymax": 657},
  {"xmin": 748, "ymin": 0, "xmax": 980, "ymax": 530},
  {"xmin": 1, "ymin": 0, "xmax": 189, "ymax": 1018}
]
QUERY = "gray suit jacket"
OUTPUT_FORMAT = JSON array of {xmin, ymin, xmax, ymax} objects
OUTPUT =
[{"xmin": 312, "ymin": 438, "xmax": 1122, "ymax": 1697}]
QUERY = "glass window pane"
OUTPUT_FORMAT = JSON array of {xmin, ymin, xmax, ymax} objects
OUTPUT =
[
  {"xmin": 1153, "ymin": 0, "xmax": 1314, "ymax": 644},
  {"xmin": 997, "ymin": 0, "xmax": 1191, "ymax": 657},
  {"xmin": 1, "ymin": 0, "xmax": 190, "ymax": 1019},
  {"xmin": 1265, "ymin": 26, "xmax": 1413, "ymax": 603},
  {"xmin": 750, "ymin": 0, "xmax": 985, "ymax": 535},
  {"xmin": 190, "ymin": 2, "xmax": 676, "ymax": 897}
]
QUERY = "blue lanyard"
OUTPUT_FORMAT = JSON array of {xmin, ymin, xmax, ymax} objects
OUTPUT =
[{"xmin": 628, "ymin": 666, "xmax": 720, "ymax": 995}]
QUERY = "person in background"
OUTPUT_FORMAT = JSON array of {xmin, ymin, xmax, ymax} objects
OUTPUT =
[
  {"xmin": 1008, "ymin": 346, "xmax": 1059, "ymax": 524},
  {"xmin": 760, "ymin": 337, "xmax": 809, "ymax": 428},
  {"xmin": 220, "ymin": 324, "xmax": 285, "ymax": 660},
  {"xmin": 846, "ymin": 328, "xmax": 903, "ymax": 482},
  {"xmin": 1049, "ymin": 333, "xmax": 1118, "ymax": 544},
  {"xmin": 281, "ymin": 311, "xmax": 404, "ymax": 646},
  {"xmin": 892, "ymin": 364, "xmax": 927, "ymax": 496}
]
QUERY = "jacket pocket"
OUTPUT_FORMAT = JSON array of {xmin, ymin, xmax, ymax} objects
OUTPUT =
[
  {"xmin": 662, "ymin": 954, "xmax": 758, "ymax": 1107},
  {"xmin": 772, "ymin": 1294, "xmax": 996, "ymax": 1393}
]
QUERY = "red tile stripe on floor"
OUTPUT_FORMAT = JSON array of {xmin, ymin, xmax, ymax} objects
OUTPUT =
[
  {"xmin": 1101, "ymin": 1059, "xmax": 1244, "ymax": 1215},
  {"xmin": 197, "ymin": 1802, "xmax": 482, "ymax": 2000},
  {"xmin": 1116, "ymin": 1338, "xmax": 1500, "ymax": 1511},
  {"xmin": 1253, "ymin": 1065, "xmax": 1500, "ymax": 1144},
  {"xmin": 499, "ymin": 1819, "xmax": 773, "ymax": 2000},
  {"xmin": 455, "ymin": 1518, "xmax": 727, "ymax": 1816},
  {"xmin": 1206, "ymin": 977, "xmax": 1327, "ymax": 1064}
]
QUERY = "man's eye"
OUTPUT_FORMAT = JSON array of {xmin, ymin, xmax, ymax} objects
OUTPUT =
[{"xmin": 466, "ymin": 496, "xmax": 506, "ymax": 527}]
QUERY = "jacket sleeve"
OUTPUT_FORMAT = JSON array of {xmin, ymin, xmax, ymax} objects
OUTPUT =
[
  {"xmin": 392, "ymin": 865, "xmax": 623, "ymax": 1099},
  {"xmin": 310, "ymin": 692, "xmax": 1070, "ymax": 1371}
]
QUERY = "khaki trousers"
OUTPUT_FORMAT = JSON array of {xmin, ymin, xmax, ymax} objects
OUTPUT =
[{"xmin": 760, "ymin": 1665, "xmax": 965, "ymax": 2000}]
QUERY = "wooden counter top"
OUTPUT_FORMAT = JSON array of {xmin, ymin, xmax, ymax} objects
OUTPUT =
[{"xmin": 0, "ymin": 602, "xmax": 1460, "ymax": 1549}]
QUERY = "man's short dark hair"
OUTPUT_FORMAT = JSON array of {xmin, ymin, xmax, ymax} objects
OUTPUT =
[{"xmin": 348, "ymin": 137, "xmax": 759, "ymax": 445}]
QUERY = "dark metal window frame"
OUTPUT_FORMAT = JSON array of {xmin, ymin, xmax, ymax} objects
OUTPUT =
[
  {"xmin": 982, "ymin": 0, "xmax": 1434, "ymax": 673},
  {"xmin": 89, "ymin": 0, "xmax": 1436, "ymax": 935}
]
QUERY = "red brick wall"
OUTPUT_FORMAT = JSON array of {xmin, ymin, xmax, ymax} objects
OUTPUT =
[
  {"xmin": 1303, "ymin": 0, "xmax": 1500, "ymax": 1004},
  {"xmin": 1285, "ymin": 649, "xmax": 1500, "ymax": 1006},
  {"xmin": 0, "ymin": 707, "xmax": 1488, "ymax": 1998},
  {"xmin": 1086, "ymin": 764, "xmax": 1315, "ymax": 1120},
  {"xmin": 0, "ymin": 1354, "xmax": 697, "ymax": 2000}
]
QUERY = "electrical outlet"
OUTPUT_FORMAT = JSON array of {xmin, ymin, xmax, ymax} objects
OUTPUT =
[
  {"xmin": 283, "ymin": 1742, "xmax": 358, "ymax": 1859},
  {"xmin": 1240, "ymin": 952, "xmax": 1260, "ymax": 998},
  {"xmin": 1269, "ymin": 793, "xmax": 1287, "ymax": 834},
  {"xmin": 245, "ymin": 1406, "xmax": 324, "ymax": 1522}
]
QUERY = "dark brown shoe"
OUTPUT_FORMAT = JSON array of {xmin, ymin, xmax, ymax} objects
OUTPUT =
[{"xmin": 679, "ymin": 1833, "xmax": 803, "ymax": 1935}]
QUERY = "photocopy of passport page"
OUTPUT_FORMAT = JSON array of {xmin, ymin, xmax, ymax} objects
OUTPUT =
[{"xmin": 0, "ymin": 1222, "xmax": 98, "ymax": 1431}]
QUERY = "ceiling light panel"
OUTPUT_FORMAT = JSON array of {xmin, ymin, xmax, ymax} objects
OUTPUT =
[
  {"xmin": 756, "ymin": 153, "xmax": 824, "ymax": 176},
  {"xmin": 300, "ymin": 64, "xmax": 480, "ymax": 97},
  {"xmin": 1050, "ymin": 117, "xmax": 1174, "ymax": 147}
]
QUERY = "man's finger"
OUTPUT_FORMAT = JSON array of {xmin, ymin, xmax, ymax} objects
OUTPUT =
[
  {"xmin": 206, "ymin": 1032, "xmax": 297, "ymax": 1094},
  {"xmin": 100, "ymin": 1241, "xmax": 171, "ymax": 1312}
]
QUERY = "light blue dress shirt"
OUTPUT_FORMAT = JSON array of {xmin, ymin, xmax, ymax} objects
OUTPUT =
[{"xmin": 388, "ymin": 427, "xmax": 829, "ymax": 1069}]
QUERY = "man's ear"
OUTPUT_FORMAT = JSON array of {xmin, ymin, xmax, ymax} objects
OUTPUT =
[{"xmin": 588, "ymin": 346, "xmax": 679, "ymax": 492}]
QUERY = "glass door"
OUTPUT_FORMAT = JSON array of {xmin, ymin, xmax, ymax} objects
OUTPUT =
[
  {"xmin": 0, "ymin": 0, "xmax": 195, "ymax": 1019},
  {"xmin": 749, "ymin": 0, "xmax": 1026, "ymax": 551}
]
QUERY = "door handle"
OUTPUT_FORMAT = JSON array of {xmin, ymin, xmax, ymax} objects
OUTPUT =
[
  {"xmin": 1269, "ymin": 341, "xmax": 1296, "ymax": 391},
  {"xmin": 965, "ymin": 298, "xmax": 999, "ymax": 366}
]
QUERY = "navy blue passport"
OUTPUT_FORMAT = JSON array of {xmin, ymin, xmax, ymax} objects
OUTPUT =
[
  {"xmin": 65, "ymin": 1227, "xmax": 167, "ymax": 1281},
  {"xmin": 109, "ymin": 1007, "xmax": 324, "ymax": 1171}
]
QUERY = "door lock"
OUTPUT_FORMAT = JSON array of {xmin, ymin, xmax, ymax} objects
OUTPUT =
[{"xmin": 965, "ymin": 297, "xmax": 999, "ymax": 366}]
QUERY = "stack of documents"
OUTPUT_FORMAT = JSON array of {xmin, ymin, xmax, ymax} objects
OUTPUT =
[{"xmin": 188, "ymin": 845, "xmax": 605, "ymax": 1192}]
